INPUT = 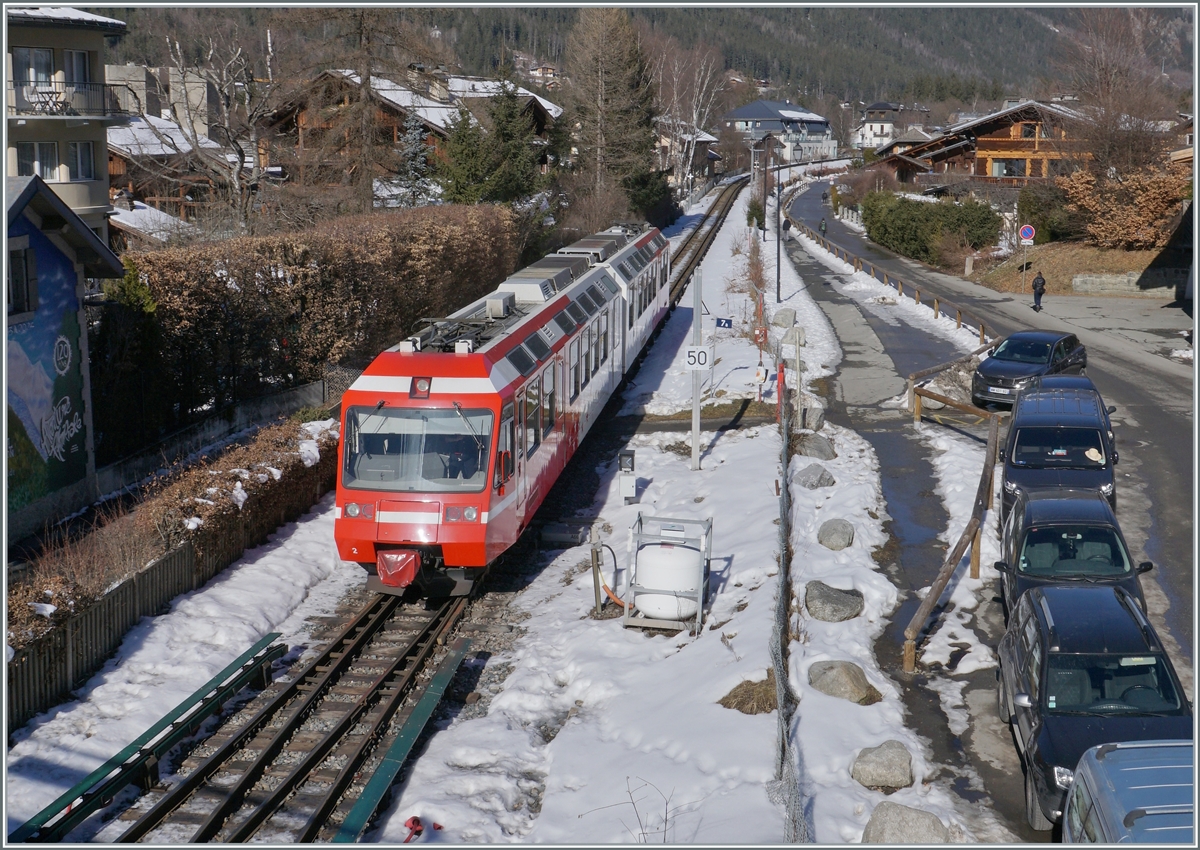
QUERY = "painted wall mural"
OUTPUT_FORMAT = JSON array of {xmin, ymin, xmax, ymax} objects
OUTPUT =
[{"xmin": 7, "ymin": 221, "xmax": 89, "ymax": 513}]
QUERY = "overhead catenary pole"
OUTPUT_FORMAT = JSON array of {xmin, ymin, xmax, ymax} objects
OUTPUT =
[
  {"xmin": 691, "ymin": 269, "xmax": 703, "ymax": 471},
  {"xmin": 776, "ymin": 165, "xmax": 782, "ymax": 303}
]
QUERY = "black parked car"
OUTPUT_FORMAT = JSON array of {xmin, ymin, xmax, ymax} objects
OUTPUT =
[
  {"xmin": 973, "ymin": 330, "xmax": 1087, "ymax": 408},
  {"xmin": 996, "ymin": 586, "xmax": 1193, "ymax": 831},
  {"xmin": 1022, "ymin": 374, "xmax": 1116, "ymax": 446},
  {"xmin": 999, "ymin": 386, "xmax": 1118, "ymax": 519},
  {"xmin": 996, "ymin": 488, "xmax": 1151, "ymax": 617}
]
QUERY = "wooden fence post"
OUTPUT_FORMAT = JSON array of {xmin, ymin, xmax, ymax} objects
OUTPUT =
[
  {"xmin": 915, "ymin": 289, "xmax": 921, "ymax": 305},
  {"xmin": 956, "ymin": 309, "xmax": 962, "ymax": 328},
  {"xmin": 979, "ymin": 323, "xmax": 986, "ymax": 344},
  {"xmin": 913, "ymin": 391, "xmax": 923, "ymax": 424},
  {"xmin": 971, "ymin": 526, "xmax": 982, "ymax": 579},
  {"xmin": 933, "ymin": 297, "xmax": 939, "ymax": 319}
]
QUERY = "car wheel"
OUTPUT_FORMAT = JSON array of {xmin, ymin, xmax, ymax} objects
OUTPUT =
[
  {"xmin": 996, "ymin": 668, "xmax": 1011, "ymax": 723},
  {"xmin": 1025, "ymin": 768, "xmax": 1053, "ymax": 831}
]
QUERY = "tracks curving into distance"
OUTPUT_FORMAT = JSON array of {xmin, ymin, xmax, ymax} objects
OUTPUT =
[
  {"xmin": 114, "ymin": 595, "xmax": 466, "ymax": 844},
  {"xmin": 668, "ymin": 176, "xmax": 749, "ymax": 306}
]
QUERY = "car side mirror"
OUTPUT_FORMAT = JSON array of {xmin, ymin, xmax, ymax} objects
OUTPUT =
[
  {"xmin": 1106, "ymin": 405, "xmax": 1116, "ymax": 415},
  {"xmin": 1112, "ymin": 452, "xmax": 1119, "ymax": 465},
  {"xmin": 1013, "ymin": 693, "xmax": 1033, "ymax": 709},
  {"xmin": 994, "ymin": 560, "xmax": 1010, "ymax": 573},
  {"xmin": 1137, "ymin": 561, "xmax": 1154, "ymax": 573},
  {"xmin": 997, "ymin": 448, "xmax": 1006, "ymax": 461}
]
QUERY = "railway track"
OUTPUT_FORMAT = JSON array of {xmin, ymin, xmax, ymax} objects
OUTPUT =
[
  {"xmin": 110, "ymin": 594, "xmax": 467, "ymax": 843},
  {"xmin": 667, "ymin": 176, "xmax": 748, "ymax": 305}
]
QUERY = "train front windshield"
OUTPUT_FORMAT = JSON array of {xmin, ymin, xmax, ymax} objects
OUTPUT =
[{"xmin": 343, "ymin": 406, "xmax": 494, "ymax": 493}]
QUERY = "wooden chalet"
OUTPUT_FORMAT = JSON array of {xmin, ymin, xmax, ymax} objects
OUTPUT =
[{"xmin": 875, "ymin": 100, "xmax": 1086, "ymax": 188}]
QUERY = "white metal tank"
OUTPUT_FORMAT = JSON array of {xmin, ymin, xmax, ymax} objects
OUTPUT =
[{"xmin": 634, "ymin": 543, "xmax": 703, "ymax": 619}]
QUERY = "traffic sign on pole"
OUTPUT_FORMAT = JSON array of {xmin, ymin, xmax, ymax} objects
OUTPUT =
[{"xmin": 1019, "ymin": 224, "xmax": 1035, "ymax": 246}]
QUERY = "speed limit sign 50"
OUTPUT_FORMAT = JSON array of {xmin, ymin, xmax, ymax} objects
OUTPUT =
[{"xmin": 684, "ymin": 346, "xmax": 713, "ymax": 370}]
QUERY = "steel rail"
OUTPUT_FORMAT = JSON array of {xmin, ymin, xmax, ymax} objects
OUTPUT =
[
  {"xmin": 224, "ymin": 598, "xmax": 466, "ymax": 843},
  {"xmin": 116, "ymin": 593, "xmax": 403, "ymax": 843},
  {"xmin": 668, "ymin": 177, "xmax": 749, "ymax": 305},
  {"xmin": 8, "ymin": 634, "xmax": 285, "ymax": 844}
]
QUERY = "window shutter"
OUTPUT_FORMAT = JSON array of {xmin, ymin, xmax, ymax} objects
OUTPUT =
[{"xmin": 26, "ymin": 249, "xmax": 38, "ymax": 312}]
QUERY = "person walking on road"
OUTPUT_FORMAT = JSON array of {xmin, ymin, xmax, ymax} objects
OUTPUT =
[
  {"xmin": 819, "ymin": 217, "xmax": 827, "ymax": 237},
  {"xmin": 1031, "ymin": 270, "xmax": 1046, "ymax": 312}
]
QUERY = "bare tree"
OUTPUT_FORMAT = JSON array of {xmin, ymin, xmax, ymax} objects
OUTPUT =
[
  {"xmin": 650, "ymin": 34, "xmax": 727, "ymax": 197},
  {"xmin": 121, "ymin": 26, "xmax": 282, "ymax": 234},
  {"xmin": 1056, "ymin": 7, "xmax": 1177, "ymax": 174}
]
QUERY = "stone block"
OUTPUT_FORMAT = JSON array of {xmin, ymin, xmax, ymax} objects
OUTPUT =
[
  {"xmin": 818, "ymin": 518, "xmax": 854, "ymax": 550},
  {"xmin": 862, "ymin": 801, "xmax": 948, "ymax": 844},
  {"xmin": 796, "ymin": 433, "xmax": 835, "ymax": 460},
  {"xmin": 807, "ymin": 659, "xmax": 882, "ymax": 705},
  {"xmin": 805, "ymin": 580, "xmax": 864, "ymax": 621},
  {"xmin": 851, "ymin": 740, "xmax": 914, "ymax": 791},
  {"xmin": 795, "ymin": 463, "xmax": 836, "ymax": 490}
]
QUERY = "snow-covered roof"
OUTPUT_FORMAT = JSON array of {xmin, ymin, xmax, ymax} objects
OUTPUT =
[
  {"xmin": 330, "ymin": 71, "xmax": 462, "ymax": 134},
  {"xmin": 6, "ymin": 6, "xmax": 126, "ymax": 30},
  {"xmin": 108, "ymin": 201, "xmax": 195, "ymax": 243},
  {"xmin": 947, "ymin": 99, "xmax": 1084, "ymax": 134},
  {"xmin": 446, "ymin": 76, "xmax": 563, "ymax": 119},
  {"xmin": 108, "ymin": 116, "xmax": 222, "ymax": 159}
]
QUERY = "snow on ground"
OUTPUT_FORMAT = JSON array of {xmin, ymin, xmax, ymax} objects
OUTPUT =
[{"xmin": 5, "ymin": 182, "xmax": 1002, "ymax": 843}]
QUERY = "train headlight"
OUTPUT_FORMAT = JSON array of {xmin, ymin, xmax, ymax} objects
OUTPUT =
[
  {"xmin": 445, "ymin": 505, "xmax": 480, "ymax": 523},
  {"xmin": 343, "ymin": 503, "xmax": 375, "ymax": 519},
  {"xmin": 345, "ymin": 503, "xmax": 360, "ymax": 518},
  {"xmin": 410, "ymin": 377, "xmax": 432, "ymax": 398}
]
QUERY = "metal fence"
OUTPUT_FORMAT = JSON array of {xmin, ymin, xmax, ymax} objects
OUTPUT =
[
  {"xmin": 7, "ymin": 458, "xmax": 337, "ymax": 739},
  {"xmin": 769, "ymin": 400, "xmax": 811, "ymax": 842}
]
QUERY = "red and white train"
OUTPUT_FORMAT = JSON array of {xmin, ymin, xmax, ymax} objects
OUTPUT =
[{"xmin": 334, "ymin": 224, "xmax": 672, "ymax": 596}]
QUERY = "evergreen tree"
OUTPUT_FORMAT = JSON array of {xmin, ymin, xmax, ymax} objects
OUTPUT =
[
  {"xmin": 482, "ymin": 81, "xmax": 545, "ymax": 204},
  {"xmin": 395, "ymin": 112, "xmax": 435, "ymax": 207},
  {"xmin": 437, "ymin": 108, "xmax": 493, "ymax": 204}
]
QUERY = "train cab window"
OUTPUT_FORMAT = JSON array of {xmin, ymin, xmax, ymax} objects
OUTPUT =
[
  {"xmin": 542, "ymin": 365, "xmax": 556, "ymax": 436},
  {"xmin": 569, "ymin": 339, "xmax": 581, "ymax": 401},
  {"xmin": 343, "ymin": 405, "xmax": 493, "ymax": 494},
  {"xmin": 525, "ymin": 379, "xmax": 541, "ymax": 457}
]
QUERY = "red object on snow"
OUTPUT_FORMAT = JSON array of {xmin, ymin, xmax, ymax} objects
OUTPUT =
[{"xmin": 403, "ymin": 816, "xmax": 424, "ymax": 843}]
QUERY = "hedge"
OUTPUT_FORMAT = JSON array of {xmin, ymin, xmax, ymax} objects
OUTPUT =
[
  {"xmin": 91, "ymin": 205, "xmax": 519, "ymax": 464},
  {"xmin": 861, "ymin": 192, "xmax": 1001, "ymax": 264}
]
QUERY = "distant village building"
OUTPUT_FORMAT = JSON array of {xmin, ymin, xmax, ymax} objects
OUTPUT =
[
  {"xmin": 6, "ymin": 6, "xmax": 131, "ymax": 242},
  {"xmin": 851, "ymin": 102, "xmax": 932, "ymax": 151},
  {"xmin": 721, "ymin": 100, "xmax": 837, "ymax": 162},
  {"xmin": 872, "ymin": 100, "xmax": 1085, "ymax": 186}
]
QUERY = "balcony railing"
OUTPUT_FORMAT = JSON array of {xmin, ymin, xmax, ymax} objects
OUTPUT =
[{"xmin": 7, "ymin": 81, "xmax": 131, "ymax": 118}]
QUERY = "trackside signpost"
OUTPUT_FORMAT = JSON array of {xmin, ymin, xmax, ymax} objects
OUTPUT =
[{"xmin": 1020, "ymin": 224, "xmax": 1035, "ymax": 292}]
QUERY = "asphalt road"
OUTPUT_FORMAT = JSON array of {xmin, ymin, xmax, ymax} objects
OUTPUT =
[{"xmin": 791, "ymin": 182, "xmax": 1195, "ymax": 679}]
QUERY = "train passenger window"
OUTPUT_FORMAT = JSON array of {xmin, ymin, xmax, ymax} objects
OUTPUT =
[
  {"xmin": 569, "ymin": 339, "xmax": 581, "ymax": 401},
  {"xmin": 599, "ymin": 310, "xmax": 609, "ymax": 364},
  {"xmin": 628, "ymin": 287, "xmax": 635, "ymax": 328},
  {"xmin": 553, "ymin": 311, "xmax": 576, "ymax": 335},
  {"xmin": 542, "ymin": 365, "xmax": 556, "ymax": 436},
  {"xmin": 566, "ymin": 302, "xmax": 587, "ymax": 325},
  {"xmin": 582, "ymin": 325, "xmax": 593, "ymax": 386},
  {"xmin": 599, "ymin": 274, "xmax": 620, "ymax": 294},
  {"xmin": 586, "ymin": 284, "xmax": 608, "ymax": 305},
  {"xmin": 524, "ymin": 332, "xmax": 551, "ymax": 362},
  {"xmin": 496, "ymin": 403, "xmax": 514, "ymax": 488},
  {"xmin": 525, "ymin": 379, "xmax": 541, "ymax": 457},
  {"xmin": 576, "ymin": 291, "xmax": 598, "ymax": 315}
]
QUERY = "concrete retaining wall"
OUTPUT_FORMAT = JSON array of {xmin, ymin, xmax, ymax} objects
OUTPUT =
[{"xmin": 1073, "ymin": 270, "xmax": 1188, "ymax": 298}]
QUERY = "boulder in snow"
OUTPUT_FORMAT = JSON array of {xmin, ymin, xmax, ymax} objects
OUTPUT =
[
  {"xmin": 807, "ymin": 659, "xmax": 881, "ymax": 705},
  {"xmin": 818, "ymin": 518, "xmax": 854, "ymax": 550},
  {"xmin": 851, "ymin": 740, "xmax": 914, "ymax": 791},
  {"xmin": 804, "ymin": 580, "xmax": 863, "ymax": 622},
  {"xmin": 795, "ymin": 463, "xmax": 836, "ymax": 490},
  {"xmin": 798, "ymin": 405, "xmax": 824, "ymax": 431},
  {"xmin": 862, "ymin": 801, "xmax": 948, "ymax": 843},
  {"xmin": 771, "ymin": 308, "xmax": 796, "ymax": 328},
  {"xmin": 796, "ymin": 433, "xmax": 836, "ymax": 460},
  {"xmin": 783, "ymin": 326, "xmax": 806, "ymax": 347}
]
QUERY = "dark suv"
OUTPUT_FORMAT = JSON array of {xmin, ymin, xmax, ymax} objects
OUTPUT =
[
  {"xmin": 973, "ymin": 330, "xmax": 1086, "ymax": 408},
  {"xmin": 996, "ymin": 586, "xmax": 1192, "ymax": 831},
  {"xmin": 999, "ymin": 386, "xmax": 1118, "ymax": 520},
  {"xmin": 996, "ymin": 488, "xmax": 1152, "ymax": 617}
]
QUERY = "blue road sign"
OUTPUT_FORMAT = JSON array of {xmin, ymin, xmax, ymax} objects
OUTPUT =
[{"xmin": 716, "ymin": 317, "xmax": 733, "ymax": 329}]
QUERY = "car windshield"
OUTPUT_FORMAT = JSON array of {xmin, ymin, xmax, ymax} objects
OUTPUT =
[
  {"xmin": 1018, "ymin": 525, "xmax": 1131, "ymax": 577},
  {"xmin": 992, "ymin": 338, "xmax": 1053, "ymax": 364},
  {"xmin": 1045, "ymin": 653, "xmax": 1185, "ymax": 715},
  {"xmin": 1011, "ymin": 427, "xmax": 1106, "ymax": 468},
  {"xmin": 342, "ymin": 406, "xmax": 494, "ymax": 493}
]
